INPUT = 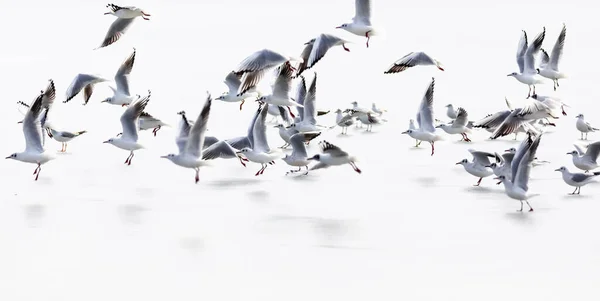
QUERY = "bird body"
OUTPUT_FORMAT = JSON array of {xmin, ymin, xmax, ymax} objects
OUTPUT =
[{"xmin": 555, "ymin": 166, "xmax": 600, "ymax": 194}]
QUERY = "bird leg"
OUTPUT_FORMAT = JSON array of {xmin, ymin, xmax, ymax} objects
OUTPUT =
[
  {"xmin": 237, "ymin": 156, "xmax": 247, "ymax": 167},
  {"xmin": 303, "ymin": 165, "xmax": 309, "ymax": 176},
  {"xmin": 279, "ymin": 142, "xmax": 290, "ymax": 149},
  {"xmin": 365, "ymin": 31, "xmax": 371, "ymax": 48},
  {"xmin": 255, "ymin": 164, "xmax": 266, "ymax": 176},
  {"xmin": 525, "ymin": 200, "xmax": 534, "ymax": 212},
  {"xmin": 342, "ymin": 43, "xmax": 350, "ymax": 52},
  {"xmin": 152, "ymin": 126, "xmax": 161, "ymax": 137},
  {"xmin": 194, "ymin": 168, "xmax": 200, "ymax": 183},
  {"xmin": 544, "ymin": 118, "xmax": 556, "ymax": 127},
  {"xmin": 518, "ymin": 201, "xmax": 524, "ymax": 212},
  {"xmin": 125, "ymin": 151, "xmax": 134, "ymax": 165},
  {"xmin": 33, "ymin": 163, "xmax": 41, "ymax": 181},
  {"xmin": 64, "ymin": 143, "xmax": 68, "ymax": 152},
  {"xmin": 526, "ymin": 86, "xmax": 532, "ymax": 99},
  {"xmin": 561, "ymin": 105, "xmax": 567, "ymax": 116},
  {"xmin": 287, "ymin": 106, "xmax": 296, "ymax": 119},
  {"xmin": 430, "ymin": 142, "xmax": 435, "ymax": 156},
  {"xmin": 577, "ymin": 187, "xmax": 581, "ymax": 195},
  {"xmin": 349, "ymin": 162, "xmax": 362, "ymax": 174},
  {"xmin": 286, "ymin": 166, "xmax": 302, "ymax": 176},
  {"xmin": 239, "ymin": 99, "xmax": 245, "ymax": 111},
  {"xmin": 474, "ymin": 177, "xmax": 482, "ymax": 186},
  {"xmin": 570, "ymin": 187, "xmax": 579, "ymax": 195}
]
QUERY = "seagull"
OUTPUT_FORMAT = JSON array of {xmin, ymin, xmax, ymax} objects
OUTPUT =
[
  {"xmin": 139, "ymin": 111, "xmax": 168, "ymax": 136},
  {"xmin": 530, "ymin": 94, "xmax": 568, "ymax": 117},
  {"xmin": 486, "ymin": 151, "xmax": 516, "ymax": 181},
  {"xmin": 308, "ymin": 140, "xmax": 361, "ymax": 173},
  {"xmin": 401, "ymin": 78, "xmax": 442, "ymax": 156},
  {"xmin": 215, "ymin": 71, "xmax": 260, "ymax": 110},
  {"xmin": 568, "ymin": 142, "xmax": 600, "ymax": 173},
  {"xmin": 275, "ymin": 124, "xmax": 296, "ymax": 148},
  {"xmin": 436, "ymin": 107, "xmax": 472, "ymax": 142},
  {"xmin": 488, "ymin": 99, "xmax": 555, "ymax": 140},
  {"xmin": 17, "ymin": 80, "xmax": 57, "ymax": 124},
  {"xmin": 103, "ymin": 91, "xmax": 150, "ymax": 165},
  {"xmin": 336, "ymin": 0, "xmax": 380, "ymax": 48},
  {"xmin": 160, "ymin": 93, "xmax": 213, "ymax": 183},
  {"xmin": 507, "ymin": 28, "xmax": 546, "ymax": 98},
  {"xmin": 7, "ymin": 88, "xmax": 54, "ymax": 181},
  {"xmin": 283, "ymin": 132, "xmax": 321, "ymax": 175},
  {"xmin": 171, "ymin": 111, "xmax": 218, "ymax": 151},
  {"xmin": 384, "ymin": 52, "xmax": 444, "ymax": 74},
  {"xmin": 555, "ymin": 166, "xmax": 600, "ymax": 195},
  {"xmin": 288, "ymin": 73, "xmax": 321, "ymax": 133},
  {"xmin": 101, "ymin": 48, "xmax": 137, "ymax": 106},
  {"xmin": 353, "ymin": 110, "xmax": 384, "ymax": 132},
  {"xmin": 96, "ymin": 3, "xmax": 151, "ymax": 49},
  {"xmin": 456, "ymin": 149, "xmax": 495, "ymax": 186},
  {"xmin": 233, "ymin": 49, "xmax": 303, "ymax": 96},
  {"xmin": 445, "ymin": 104, "xmax": 458, "ymax": 120},
  {"xmin": 255, "ymin": 61, "xmax": 304, "ymax": 119},
  {"xmin": 45, "ymin": 126, "xmax": 87, "ymax": 153},
  {"xmin": 333, "ymin": 109, "xmax": 355, "ymax": 134},
  {"xmin": 201, "ymin": 140, "xmax": 249, "ymax": 167},
  {"xmin": 235, "ymin": 104, "xmax": 283, "ymax": 176},
  {"xmin": 371, "ymin": 103, "xmax": 387, "ymax": 116},
  {"xmin": 494, "ymin": 131, "xmax": 543, "ymax": 212},
  {"xmin": 576, "ymin": 114, "xmax": 598, "ymax": 140},
  {"xmin": 537, "ymin": 24, "xmax": 567, "ymax": 91},
  {"xmin": 305, "ymin": 33, "xmax": 351, "ymax": 70},
  {"xmin": 63, "ymin": 74, "xmax": 108, "ymax": 105}
]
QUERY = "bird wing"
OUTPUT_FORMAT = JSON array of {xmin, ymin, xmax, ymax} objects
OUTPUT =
[
  {"xmin": 296, "ymin": 41, "xmax": 314, "ymax": 76},
  {"xmin": 473, "ymin": 110, "xmax": 511, "ymax": 130},
  {"xmin": 524, "ymin": 27, "xmax": 546, "ymax": 74},
  {"xmin": 549, "ymin": 23, "xmax": 566, "ymax": 71},
  {"xmin": 416, "ymin": 78, "xmax": 436, "ymax": 133},
  {"xmin": 98, "ymin": 17, "xmax": 136, "ymax": 49},
  {"xmin": 511, "ymin": 132, "xmax": 535, "ymax": 183},
  {"xmin": 295, "ymin": 75, "xmax": 307, "ymax": 119},
  {"xmin": 585, "ymin": 141, "xmax": 600, "ymax": 163},
  {"xmin": 176, "ymin": 112, "xmax": 193, "ymax": 154},
  {"xmin": 22, "ymin": 92, "xmax": 46, "ymax": 153},
  {"xmin": 514, "ymin": 133, "xmax": 543, "ymax": 191},
  {"xmin": 272, "ymin": 62, "xmax": 294, "ymax": 99},
  {"xmin": 451, "ymin": 107, "xmax": 468, "ymax": 128},
  {"xmin": 65, "ymin": 74, "xmax": 106, "ymax": 103},
  {"xmin": 490, "ymin": 110, "xmax": 526, "ymax": 140},
  {"xmin": 384, "ymin": 52, "xmax": 437, "ymax": 74},
  {"xmin": 252, "ymin": 104, "xmax": 271, "ymax": 153},
  {"xmin": 538, "ymin": 48, "xmax": 550, "ymax": 69},
  {"xmin": 353, "ymin": 0, "xmax": 372, "ymax": 25},
  {"xmin": 223, "ymin": 71, "xmax": 241, "ymax": 94},
  {"xmin": 516, "ymin": 30, "xmax": 528, "ymax": 74},
  {"xmin": 277, "ymin": 106, "xmax": 292, "ymax": 125},
  {"xmin": 289, "ymin": 133, "xmax": 309, "ymax": 158},
  {"xmin": 237, "ymin": 69, "xmax": 269, "ymax": 96},
  {"xmin": 518, "ymin": 101, "xmax": 549, "ymax": 117},
  {"xmin": 120, "ymin": 91, "xmax": 150, "ymax": 141},
  {"xmin": 184, "ymin": 93, "xmax": 212, "ymax": 158},
  {"xmin": 115, "ymin": 48, "xmax": 136, "ymax": 96},
  {"xmin": 307, "ymin": 34, "xmax": 345, "ymax": 69},
  {"xmin": 571, "ymin": 173, "xmax": 593, "ymax": 183},
  {"xmin": 303, "ymin": 73, "xmax": 317, "ymax": 125},
  {"xmin": 202, "ymin": 140, "xmax": 237, "ymax": 160},
  {"xmin": 320, "ymin": 140, "xmax": 348, "ymax": 157},
  {"xmin": 573, "ymin": 144, "xmax": 585, "ymax": 156},
  {"xmin": 234, "ymin": 49, "xmax": 288, "ymax": 74},
  {"xmin": 502, "ymin": 152, "xmax": 515, "ymax": 165},
  {"xmin": 469, "ymin": 149, "xmax": 495, "ymax": 166}
]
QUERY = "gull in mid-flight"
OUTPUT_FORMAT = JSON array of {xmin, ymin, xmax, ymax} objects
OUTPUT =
[
  {"xmin": 401, "ymin": 78, "xmax": 442, "ymax": 156},
  {"xmin": 304, "ymin": 33, "xmax": 351, "ymax": 70},
  {"xmin": 336, "ymin": 0, "xmax": 380, "ymax": 48},
  {"xmin": 436, "ymin": 107, "xmax": 472, "ymax": 142},
  {"xmin": 575, "ymin": 114, "xmax": 598, "ymax": 140},
  {"xmin": 255, "ymin": 61, "xmax": 304, "ymax": 119},
  {"xmin": 63, "ymin": 74, "xmax": 108, "ymax": 105},
  {"xmin": 282, "ymin": 132, "xmax": 320, "ymax": 175},
  {"xmin": 102, "ymin": 48, "xmax": 138, "ymax": 106},
  {"xmin": 161, "ymin": 93, "xmax": 213, "ymax": 183},
  {"xmin": 537, "ymin": 23, "xmax": 567, "ymax": 91},
  {"xmin": 494, "ymin": 131, "xmax": 543, "ymax": 212},
  {"xmin": 568, "ymin": 142, "xmax": 600, "ymax": 173},
  {"xmin": 17, "ymin": 80, "xmax": 57, "ymax": 125},
  {"xmin": 555, "ymin": 166, "xmax": 600, "ymax": 195},
  {"xmin": 308, "ymin": 141, "xmax": 361, "ymax": 174},
  {"xmin": 103, "ymin": 91, "xmax": 151, "ymax": 165},
  {"xmin": 507, "ymin": 27, "xmax": 546, "ymax": 98},
  {"xmin": 384, "ymin": 52, "xmax": 444, "ymax": 74},
  {"xmin": 215, "ymin": 71, "xmax": 260, "ymax": 111},
  {"xmin": 456, "ymin": 149, "xmax": 495, "ymax": 186},
  {"xmin": 138, "ymin": 111, "xmax": 168, "ymax": 136},
  {"xmin": 96, "ymin": 3, "xmax": 151, "ymax": 49},
  {"xmin": 486, "ymin": 151, "xmax": 515, "ymax": 181},
  {"xmin": 6, "ymin": 87, "xmax": 54, "ymax": 181}
]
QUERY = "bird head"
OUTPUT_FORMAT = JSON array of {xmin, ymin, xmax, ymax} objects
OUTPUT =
[
  {"xmin": 455, "ymin": 159, "xmax": 468, "ymax": 165},
  {"xmin": 308, "ymin": 154, "xmax": 321, "ymax": 161},
  {"xmin": 401, "ymin": 129, "xmax": 413, "ymax": 134},
  {"xmin": 160, "ymin": 154, "xmax": 176, "ymax": 161},
  {"xmin": 103, "ymin": 138, "xmax": 114, "ymax": 144},
  {"xmin": 101, "ymin": 97, "xmax": 113, "ymax": 104},
  {"xmin": 555, "ymin": 166, "xmax": 567, "ymax": 172},
  {"xmin": 507, "ymin": 72, "xmax": 518, "ymax": 77},
  {"xmin": 567, "ymin": 150, "xmax": 578, "ymax": 156},
  {"xmin": 336, "ymin": 23, "xmax": 350, "ymax": 29},
  {"xmin": 493, "ymin": 175, "xmax": 506, "ymax": 185},
  {"xmin": 576, "ymin": 114, "xmax": 584, "ymax": 119},
  {"xmin": 5, "ymin": 153, "xmax": 17, "ymax": 160}
]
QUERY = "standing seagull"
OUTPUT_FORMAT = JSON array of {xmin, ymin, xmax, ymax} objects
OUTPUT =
[
  {"xmin": 308, "ymin": 141, "xmax": 362, "ymax": 173},
  {"xmin": 401, "ymin": 78, "xmax": 442, "ymax": 156},
  {"xmin": 494, "ymin": 131, "xmax": 543, "ymax": 212},
  {"xmin": 63, "ymin": 74, "xmax": 108, "ymax": 105},
  {"xmin": 333, "ymin": 109, "xmax": 355, "ymax": 134},
  {"xmin": 305, "ymin": 33, "xmax": 351, "ymax": 70},
  {"xmin": 255, "ymin": 62, "xmax": 304, "ymax": 119},
  {"xmin": 215, "ymin": 71, "xmax": 260, "ymax": 110},
  {"xmin": 537, "ymin": 24, "xmax": 567, "ymax": 91},
  {"xmin": 45, "ymin": 127, "xmax": 87, "ymax": 153},
  {"xmin": 576, "ymin": 114, "xmax": 598, "ymax": 140},
  {"xmin": 384, "ymin": 52, "xmax": 444, "ymax": 74},
  {"xmin": 160, "ymin": 93, "xmax": 213, "ymax": 183},
  {"xmin": 336, "ymin": 0, "xmax": 380, "ymax": 48},
  {"xmin": 102, "ymin": 48, "xmax": 137, "ymax": 106},
  {"xmin": 283, "ymin": 133, "xmax": 318, "ymax": 175},
  {"xmin": 96, "ymin": 3, "xmax": 151, "ymax": 49},
  {"xmin": 103, "ymin": 91, "xmax": 151, "ymax": 165},
  {"xmin": 555, "ymin": 166, "xmax": 600, "ymax": 195},
  {"xmin": 507, "ymin": 28, "xmax": 546, "ymax": 98},
  {"xmin": 436, "ymin": 107, "xmax": 472, "ymax": 142},
  {"xmin": 455, "ymin": 149, "xmax": 495, "ymax": 186},
  {"xmin": 6, "ymin": 89, "xmax": 55, "ymax": 181}
]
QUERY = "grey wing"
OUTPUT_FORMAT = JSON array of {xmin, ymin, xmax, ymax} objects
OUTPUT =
[
  {"xmin": 574, "ymin": 144, "xmax": 585, "ymax": 156},
  {"xmin": 175, "ymin": 113, "xmax": 192, "ymax": 153},
  {"xmin": 296, "ymin": 41, "xmax": 314, "ymax": 76},
  {"xmin": 203, "ymin": 136, "xmax": 219, "ymax": 149},
  {"xmin": 452, "ymin": 107, "xmax": 468, "ymax": 128},
  {"xmin": 277, "ymin": 106, "xmax": 292, "ymax": 125},
  {"xmin": 494, "ymin": 152, "xmax": 504, "ymax": 164},
  {"xmin": 516, "ymin": 30, "xmax": 528, "ymax": 73},
  {"xmin": 246, "ymin": 106, "xmax": 263, "ymax": 148},
  {"xmin": 571, "ymin": 173, "xmax": 593, "ymax": 183},
  {"xmin": 238, "ymin": 69, "xmax": 269, "ymax": 96},
  {"xmin": 514, "ymin": 133, "xmax": 543, "ymax": 191},
  {"xmin": 41, "ymin": 79, "xmax": 56, "ymax": 110},
  {"xmin": 226, "ymin": 137, "xmax": 251, "ymax": 151},
  {"xmin": 307, "ymin": 34, "xmax": 344, "ymax": 68},
  {"xmin": 224, "ymin": 71, "xmax": 241, "ymax": 94},
  {"xmin": 289, "ymin": 133, "xmax": 309, "ymax": 158},
  {"xmin": 490, "ymin": 111, "xmax": 526, "ymax": 140},
  {"xmin": 98, "ymin": 17, "xmax": 136, "ymax": 49},
  {"xmin": 469, "ymin": 149, "xmax": 494, "ymax": 166},
  {"xmin": 272, "ymin": 62, "xmax": 294, "ymax": 99},
  {"xmin": 234, "ymin": 49, "xmax": 288, "ymax": 74},
  {"xmin": 502, "ymin": 153, "xmax": 515, "ymax": 165},
  {"xmin": 303, "ymin": 73, "xmax": 317, "ymax": 124},
  {"xmin": 549, "ymin": 23, "xmax": 566, "ymax": 71},
  {"xmin": 184, "ymin": 93, "xmax": 212, "ymax": 158},
  {"xmin": 65, "ymin": 74, "xmax": 106, "ymax": 103},
  {"xmin": 309, "ymin": 162, "xmax": 329, "ymax": 171},
  {"xmin": 473, "ymin": 110, "xmax": 511, "ymax": 130},
  {"xmin": 22, "ymin": 93, "xmax": 45, "ymax": 153},
  {"xmin": 202, "ymin": 140, "xmax": 238, "ymax": 160},
  {"xmin": 120, "ymin": 92, "xmax": 150, "ymax": 141},
  {"xmin": 417, "ymin": 78, "xmax": 436, "ymax": 133},
  {"xmin": 524, "ymin": 27, "xmax": 546, "ymax": 73},
  {"xmin": 252, "ymin": 104, "xmax": 270, "ymax": 153},
  {"xmin": 320, "ymin": 140, "xmax": 348, "ymax": 157},
  {"xmin": 511, "ymin": 132, "xmax": 536, "ymax": 182},
  {"xmin": 354, "ymin": 0, "xmax": 372, "ymax": 25},
  {"xmin": 295, "ymin": 76, "xmax": 307, "ymax": 119},
  {"xmin": 384, "ymin": 52, "xmax": 436, "ymax": 74},
  {"xmin": 585, "ymin": 141, "xmax": 600, "ymax": 162},
  {"xmin": 539, "ymin": 48, "xmax": 550, "ymax": 69},
  {"xmin": 59, "ymin": 131, "xmax": 77, "ymax": 138},
  {"xmin": 115, "ymin": 48, "xmax": 136, "ymax": 96}
]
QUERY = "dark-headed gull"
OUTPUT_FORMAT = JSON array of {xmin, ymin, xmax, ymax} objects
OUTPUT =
[
  {"xmin": 494, "ymin": 131, "xmax": 543, "ymax": 212},
  {"xmin": 575, "ymin": 114, "xmax": 598, "ymax": 140},
  {"xmin": 537, "ymin": 24, "xmax": 567, "ymax": 91},
  {"xmin": 456, "ymin": 149, "xmax": 495, "ymax": 186},
  {"xmin": 64, "ymin": 74, "xmax": 108, "ymax": 105},
  {"xmin": 6, "ymin": 87, "xmax": 54, "ymax": 181},
  {"xmin": 308, "ymin": 141, "xmax": 361, "ymax": 173},
  {"xmin": 161, "ymin": 93, "xmax": 213, "ymax": 183},
  {"xmin": 530, "ymin": 93, "xmax": 568, "ymax": 117},
  {"xmin": 139, "ymin": 112, "xmax": 168, "ymax": 136},
  {"xmin": 215, "ymin": 71, "xmax": 260, "ymax": 110},
  {"xmin": 486, "ymin": 151, "xmax": 515, "ymax": 181},
  {"xmin": 507, "ymin": 28, "xmax": 546, "ymax": 98},
  {"xmin": 555, "ymin": 166, "xmax": 600, "ymax": 195},
  {"xmin": 255, "ymin": 62, "xmax": 303, "ymax": 119},
  {"xmin": 436, "ymin": 107, "xmax": 472, "ymax": 142},
  {"xmin": 45, "ymin": 126, "xmax": 87, "ymax": 153},
  {"xmin": 201, "ymin": 140, "xmax": 249, "ymax": 167},
  {"xmin": 384, "ymin": 52, "xmax": 444, "ymax": 74},
  {"xmin": 336, "ymin": 0, "xmax": 380, "ymax": 48},
  {"xmin": 96, "ymin": 3, "xmax": 150, "ymax": 49},
  {"xmin": 283, "ymin": 132, "xmax": 321, "ymax": 175},
  {"xmin": 401, "ymin": 78, "xmax": 442, "ymax": 156},
  {"xmin": 103, "ymin": 90, "xmax": 150, "ymax": 165},
  {"xmin": 334, "ymin": 109, "xmax": 355, "ymax": 135},
  {"xmin": 102, "ymin": 48, "xmax": 137, "ymax": 106},
  {"xmin": 568, "ymin": 142, "xmax": 600, "ymax": 173},
  {"xmin": 305, "ymin": 33, "xmax": 351, "ymax": 70}
]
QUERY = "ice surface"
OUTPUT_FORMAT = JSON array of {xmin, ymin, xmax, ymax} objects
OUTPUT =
[{"xmin": 0, "ymin": 0, "xmax": 599, "ymax": 300}]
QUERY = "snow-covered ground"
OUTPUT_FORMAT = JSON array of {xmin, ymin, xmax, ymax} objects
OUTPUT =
[{"xmin": 1, "ymin": 0, "xmax": 599, "ymax": 300}]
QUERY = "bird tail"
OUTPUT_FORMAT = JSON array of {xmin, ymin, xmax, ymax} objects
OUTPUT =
[
  {"xmin": 76, "ymin": 130, "xmax": 87, "ymax": 136},
  {"xmin": 594, "ymin": 172, "xmax": 600, "ymax": 176},
  {"xmin": 527, "ymin": 193, "xmax": 541, "ymax": 199}
]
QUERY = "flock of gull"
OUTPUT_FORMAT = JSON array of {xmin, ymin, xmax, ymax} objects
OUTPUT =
[{"xmin": 5, "ymin": 1, "xmax": 600, "ymax": 212}]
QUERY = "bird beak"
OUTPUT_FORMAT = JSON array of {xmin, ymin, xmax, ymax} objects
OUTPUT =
[
  {"xmin": 506, "ymin": 74, "xmax": 512, "ymax": 77},
  {"xmin": 101, "ymin": 100, "xmax": 108, "ymax": 103},
  {"xmin": 104, "ymin": 11, "xmax": 111, "ymax": 15},
  {"xmin": 504, "ymin": 149, "xmax": 511, "ymax": 152},
  {"xmin": 103, "ymin": 140, "xmax": 110, "ymax": 143},
  {"xmin": 160, "ymin": 155, "xmax": 168, "ymax": 159},
  {"xmin": 401, "ymin": 131, "xmax": 408, "ymax": 134},
  {"xmin": 5, "ymin": 156, "xmax": 11, "ymax": 159},
  {"xmin": 455, "ymin": 162, "xmax": 462, "ymax": 165},
  {"xmin": 17, "ymin": 121, "xmax": 23, "ymax": 124},
  {"xmin": 554, "ymin": 168, "xmax": 561, "ymax": 171},
  {"xmin": 335, "ymin": 26, "xmax": 342, "ymax": 29},
  {"xmin": 484, "ymin": 165, "xmax": 491, "ymax": 168},
  {"xmin": 566, "ymin": 152, "xmax": 572, "ymax": 155},
  {"xmin": 435, "ymin": 125, "xmax": 441, "ymax": 128}
]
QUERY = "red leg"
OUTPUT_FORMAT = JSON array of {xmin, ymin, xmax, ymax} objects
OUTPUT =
[
  {"xmin": 195, "ymin": 169, "xmax": 199, "ymax": 183},
  {"xmin": 342, "ymin": 44, "xmax": 350, "ymax": 52},
  {"xmin": 562, "ymin": 105, "xmax": 567, "ymax": 116},
  {"xmin": 239, "ymin": 99, "xmax": 245, "ymax": 111},
  {"xmin": 365, "ymin": 31, "xmax": 371, "ymax": 48},
  {"xmin": 474, "ymin": 177, "xmax": 482, "ymax": 186},
  {"xmin": 287, "ymin": 106, "xmax": 296, "ymax": 119},
  {"xmin": 255, "ymin": 165, "xmax": 264, "ymax": 176},
  {"xmin": 238, "ymin": 157, "xmax": 246, "ymax": 167},
  {"xmin": 34, "ymin": 164, "xmax": 41, "ymax": 181},
  {"xmin": 430, "ymin": 142, "xmax": 435, "ymax": 156}
]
